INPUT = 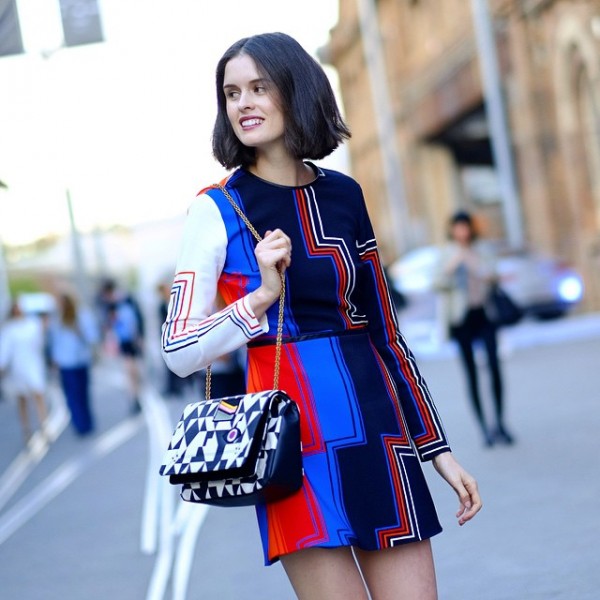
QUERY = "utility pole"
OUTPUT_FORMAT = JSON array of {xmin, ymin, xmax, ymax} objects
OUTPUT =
[
  {"xmin": 92, "ymin": 226, "xmax": 108, "ymax": 279},
  {"xmin": 356, "ymin": 0, "xmax": 413, "ymax": 254},
  {"xmin": 470, "ymin": 0, "xmax": 525, "ymax": 248},
  {"xmin": 66, "ymin": 189, "xmax": 90, "ymax": 306}
]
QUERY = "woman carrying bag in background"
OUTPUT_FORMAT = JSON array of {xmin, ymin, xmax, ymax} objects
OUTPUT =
[{"xmin": 436, "ymin": 210, "xmax": 515, "ymax": 448}]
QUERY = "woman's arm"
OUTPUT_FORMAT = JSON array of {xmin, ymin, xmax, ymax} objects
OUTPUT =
[
  {"xmin": 161, "ymin": 194, "xmax": 270, "ymax": 377},
  {"xmin": 355, "ymin": 192, "xmax": 450, "ymax": 461}
]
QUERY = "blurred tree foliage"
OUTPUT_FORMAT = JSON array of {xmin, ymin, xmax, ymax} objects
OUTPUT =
[{"xmin": 8, "ymin": 277, "xmax": 43, "ymax": 295}]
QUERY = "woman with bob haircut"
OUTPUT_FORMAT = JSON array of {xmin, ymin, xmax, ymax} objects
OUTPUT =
[{"xmin": 162, "ymin": 32, "xmax": 481, "ymax": 599}]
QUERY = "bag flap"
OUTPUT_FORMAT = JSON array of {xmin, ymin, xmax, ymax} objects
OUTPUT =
[{"xmin": 159, "ymin": 390, "xmax": 276, "ymax": 477}]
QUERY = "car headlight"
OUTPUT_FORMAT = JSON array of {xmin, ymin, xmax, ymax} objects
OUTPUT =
[{"xmin": 558, "ymin": 276, "xmax": 584, "ymax": 302}]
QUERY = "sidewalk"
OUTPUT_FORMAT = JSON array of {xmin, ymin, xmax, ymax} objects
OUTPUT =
[
  {"xmin": 403, "ymin": 310, "xmax": 600, "ymax": 360},
  {"xmin": 417, "ymin": 333, "xmax": 600, "ymax": 599}
]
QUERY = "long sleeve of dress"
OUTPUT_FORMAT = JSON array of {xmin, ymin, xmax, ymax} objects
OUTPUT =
[
  {"xmin": 356, "ymin": 195, "xmax": 451, "ymax": 461},
  {"xmin": 161, "ymin": 194, "xmax": 269, "ymax": 377}
]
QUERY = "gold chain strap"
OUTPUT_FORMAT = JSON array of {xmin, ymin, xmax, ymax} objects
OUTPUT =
[{"xmin": 204, "ymin": 183, "xmax": 286, "ymax": 399}]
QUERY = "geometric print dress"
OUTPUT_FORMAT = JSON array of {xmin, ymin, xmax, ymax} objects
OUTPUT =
[{"xmin": 161, "ymin": 163, "xmax": 451, "ymax": 565}]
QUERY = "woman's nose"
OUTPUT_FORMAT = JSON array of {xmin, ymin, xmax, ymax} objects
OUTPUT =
[{"xmin": 237, "ymin": 89, "xmax": 254, "ymax": 110}]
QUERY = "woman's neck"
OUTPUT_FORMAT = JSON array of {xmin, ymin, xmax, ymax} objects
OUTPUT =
[
  {"xmin": 249, "ymin": 154, "xmax": 315, "ymax": 187},
  {"xmin": 456, "ymin": 239, "xmax": 473, "ymax": 249}
]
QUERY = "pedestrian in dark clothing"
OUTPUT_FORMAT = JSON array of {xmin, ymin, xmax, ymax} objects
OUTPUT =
[
  {"xmin": 99, "ymin": 279, "xmax": 144, "ymax": 414},
  {"xmin": 207, "ymin": 292, "xmax": 247, "ymax": 398},
  {"xmin": 157, "ymin": 282, "xmax": 197, "ymax": 398},
  {"xmin": 436, "ymin": 210, "xmax": 514, "ymax": 447}
]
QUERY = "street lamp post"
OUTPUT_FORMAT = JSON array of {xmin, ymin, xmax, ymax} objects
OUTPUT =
[{"xmin": 66, "ymin": 188, "xmax": 91, "ymax": 307}]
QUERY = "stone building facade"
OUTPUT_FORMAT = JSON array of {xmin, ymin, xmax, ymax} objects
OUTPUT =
[{"xmin": 324, "ymin": 0, "xmax": 600, "ymax": 310}]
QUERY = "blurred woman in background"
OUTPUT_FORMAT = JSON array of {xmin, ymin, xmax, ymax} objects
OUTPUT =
[
  {"xmin": 437, "ymin": 210, "xmax": 514, "ymax": 447},
  {"xmin": 48, "ymin": 293, "xmax": 100, "ymax": 436},
  {"xmin": 0, "ymin": 299, "xmax": 48, "ymax": 444}
]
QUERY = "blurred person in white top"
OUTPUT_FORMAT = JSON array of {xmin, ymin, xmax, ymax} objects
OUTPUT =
[{"xmin": 0, "ymin": 299, "xmax": 48, "ymax": 444}]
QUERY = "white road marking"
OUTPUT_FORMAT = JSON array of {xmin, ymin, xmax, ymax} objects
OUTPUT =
[
  {"xmin": 141, "ymin": 385, "xmax": 211, "ymax": 600},
  {"xmin": 0, "ymin": 415, "xmax": 143, "ymax": 546},
  {"xmin": 172, "ymin": 503, "xmax": 210, "ymax": 600},
  {"xmin": 0, "ymin": 378, "xmax": 213, "ymax": 600},
  {"xmin": 0, "ymin": 385, "xmax": 70, "ymax": 512}
]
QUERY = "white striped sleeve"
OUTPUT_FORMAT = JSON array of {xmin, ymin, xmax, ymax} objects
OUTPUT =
[{"xmin": 161, "ymin": 193, "xmax": 268, "ymax": 377}]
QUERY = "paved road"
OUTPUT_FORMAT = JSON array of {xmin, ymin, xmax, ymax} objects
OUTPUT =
[{"xmin": 0, "ymin": 315, "xmax": 599, "ymax": 599}]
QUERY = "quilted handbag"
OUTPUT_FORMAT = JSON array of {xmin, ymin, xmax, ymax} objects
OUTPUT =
[
  {"xmin": 159, "ymin": 184, "xmax": 303, "ymax": 507},
  {"xmin": 485, "ymin": 282, "xmax": 524, "ymax": 327}
]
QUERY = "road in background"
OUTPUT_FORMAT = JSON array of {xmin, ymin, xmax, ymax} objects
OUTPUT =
[{"xmin": 0, "ymin": 315, "xmax": 598, "ymax": 599}]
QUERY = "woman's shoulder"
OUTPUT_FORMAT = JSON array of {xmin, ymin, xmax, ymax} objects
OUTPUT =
[
  {"xmin": 313, "ymin": 167, "xmax": 366, "ymax": 214},
  {"xmin": 315, "ymin": 165, "xmax": 361, "ymax": 190},
  {"xmin": 193, "ymin": 169, "xmax": 250, "ymax": 210},
  {"xmin": 186, "ymin": 183, "xmax": 232, "ymax": 219},
  {"xmin": 175, "ymin": 181, "xmax": 231, "ymax": 256},
  {"xmin": 436, "ymin": 242, "xmax": 457, "ymax": 264},
  {"xmin": 473, "ymin": 239, "xmax": 497, "ymax": 258},
  {"xmin": 0, "ymin": 319, "xmax": 17, "ymax": 337},
  {"xmin": 77, "ymin": 307, "xmax": 98, "ymax": 327}
]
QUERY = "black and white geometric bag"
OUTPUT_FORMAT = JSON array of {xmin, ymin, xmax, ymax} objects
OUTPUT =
[
  {"xmin": 159, "ymin": 184, "xmax": 303, "ymax": 507},
  {"xmin": 159, "ymin": 389, "xmax": 302, "ymax": 506}
]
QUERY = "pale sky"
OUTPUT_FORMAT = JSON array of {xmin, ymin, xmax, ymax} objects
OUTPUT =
[{"xmin": 0, "ymin": 0, "xmax": 345, "ymax": 245}]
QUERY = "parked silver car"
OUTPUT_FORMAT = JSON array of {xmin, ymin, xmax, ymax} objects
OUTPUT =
[{"xmin": 388, "ymin": 243, "xmax": 584, "ymax": 320}]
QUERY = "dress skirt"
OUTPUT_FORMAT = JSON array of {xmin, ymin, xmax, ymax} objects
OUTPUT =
[{"xmin": 246, "ymin": 329, "xmax": 442, "ymax": 565}]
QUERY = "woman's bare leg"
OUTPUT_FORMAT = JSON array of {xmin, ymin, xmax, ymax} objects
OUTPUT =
[
  {"xmin": 32, "ymin": 392, "xmax": 48, "ymax": 427},
  {"xmin": 354, "ymin": 540, "xmax": 438, "ymax": 600},
  {"xmin": 281, "ymin": 546, "xmax": 369, "ymax": 600},
  {"xmin": 124, "ymin": 356, "xmax": 142, "ymax": 413},
  {"xmin": 17, "ymin": 395, "xmax": 31, "ymax": 443}
]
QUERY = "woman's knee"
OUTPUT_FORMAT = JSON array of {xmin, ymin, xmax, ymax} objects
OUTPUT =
[{"xmin": 354, "ymin": 541, "xmax": 438, "ymax": 600}]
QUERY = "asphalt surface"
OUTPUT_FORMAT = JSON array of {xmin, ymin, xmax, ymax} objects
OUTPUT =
[{"xmin": 0, "ymin": 314, "xmax": 599, "ymax": 599}]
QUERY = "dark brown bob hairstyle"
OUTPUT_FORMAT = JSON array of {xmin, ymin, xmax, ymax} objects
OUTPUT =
[
  {"xmin": 448, "ymin": 210, "xmax": 479, "ymax": 241},
  {"xmin": 212, "ymin": 32, "xmax": 351, "ymax": 170}
]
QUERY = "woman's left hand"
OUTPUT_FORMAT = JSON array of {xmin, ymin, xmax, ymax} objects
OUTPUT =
[{"xmin": 432, "ymin": 451, "xmax": 482, "ymax": 525}]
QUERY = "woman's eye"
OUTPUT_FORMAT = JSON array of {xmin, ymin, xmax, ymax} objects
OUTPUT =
[
  {"xmin": 226, "ymin": 90, "xmax": 240, "ymax": 100},
  {"xmin": 255, "ymin": 86, "xmax": 266, "ymax": 94}
]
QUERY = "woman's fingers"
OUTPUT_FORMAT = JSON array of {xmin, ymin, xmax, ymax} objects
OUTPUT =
[
  {"xmin": 455, "ymin": 476, "xmax": 482, "ymax": 525},
  {"xmin": 256, "ymin": 246, "xmax": 291, "ymax": 271},
  {"xmin": 252, "ymin": 228, "xmax": 293, "ymax": 301},
  {"xmin": 432, "ymin": 452, "xmax": 482, "ymax": 526},
  {"xmin": 261, "ymin": 230, "xmax": 292, "ymax": 253},
  {"xmin": 255, "ymin": 229, "xmax": 292, "ymax": 270}
]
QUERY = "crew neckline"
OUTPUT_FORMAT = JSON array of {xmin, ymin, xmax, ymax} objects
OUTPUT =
[{"xmin": 241, "ymin": 162, "xmax": 323, "ymax": 189}]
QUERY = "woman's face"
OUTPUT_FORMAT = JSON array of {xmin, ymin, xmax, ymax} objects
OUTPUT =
[
  {"xmin": 451, "ymin": 221, "xmax": 473, "ymax": 245},
  {"xmin": 223, "ymin": 54, "xmax": 285, "ymax": 155}
]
